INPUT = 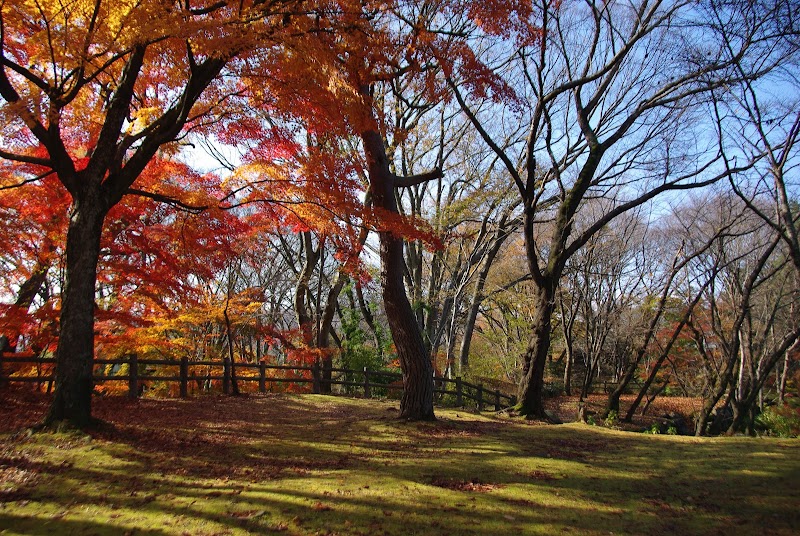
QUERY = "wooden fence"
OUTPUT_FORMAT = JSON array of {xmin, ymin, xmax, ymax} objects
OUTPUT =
[{"xmin": 0, "ymin": 352, "xmax": 517, "ymax": 412}]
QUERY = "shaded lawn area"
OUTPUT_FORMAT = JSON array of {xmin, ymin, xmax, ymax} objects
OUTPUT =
[{"xmin": 0, "ymin": 389, "xmax": 798, "ymax": 535}]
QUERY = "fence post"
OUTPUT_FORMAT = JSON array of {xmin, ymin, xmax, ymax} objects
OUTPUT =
[
  {"xmin": 222, "ymin": 357, "xmax": 230, "ymax": 395},
  {"xmin": 128, "ymin": 354, "xmax": 138, "ymax": 399},
  {"xmin": 363, "ymin": 367, "xmax": 371, "ymax": 399},
  {"xmin": 312, "ymin": 361, "xmax": 321, "ymax": 394},
  {"xmin": 494, "ymin": 390, "xmax": 501, "ymax": 411},
  {"xmin": 259, "ymin": 361, "xmax": 266, "ymax": 393},
  {"xmin": 455, "ymin": 377, "xmax": 463, "ymax": 406},
  {"xmin": 180, "ymin": 356, "xmax": 188, "ymax": 398},
  {"xmin": 477, "ymin": 384, "xmax": 484, "ymax": 412}
]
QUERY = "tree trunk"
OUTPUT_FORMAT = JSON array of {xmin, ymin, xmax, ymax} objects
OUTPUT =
[
  {"xmin": 317, "ymin": 271, "xmax": 348, "ymax": 394},
  {"xmin": 517, "ymin": 284, "xmax": 554, "ymax": 418},
  {"xmin": 458, "ymin": 288, "xmax": 481, "ymax": 371},
  {"xmin": 580, "ymin": 358, "xmax": 597, "ymax": 401},
  {"xmin": 355, "ymin": 283, "xmax": 383, "ymax": 358},
  {"xmin": 458, "ymin": 232, "xmax": 507, "ymax": 370},
  {"xmin": 695, "ymin": 362, "xmax": 737, "ymax": 436},
  {"xmin": 361, "ymin": 127, "xmax": 435, "ymax": 420},
  {"xmin": 623, "ymin": 286, "xmax": 709, "ymax": 422},
  {"xmin": 44, "ymin": 197, "xmax": 107, "ymax": 428},
  {"xmin": 223, "ymin": 303, "xmax": 240, "ymax": 396},
  {"xmin": 294, "ymin": 231, "xmax": 318, "ymax": 344},
  {"xmin": 563, "ymin": 344, "xmax": 573, "ymax": 396},
  {"xmin": 604, "ymin": 274, "xmax": 678, "ymax": 417},
  {"xmin": 778, "ymin": 346, "xmax": 790, "ymax": 404},
  {"xmin": 1, "ymin": 258, "xmax": 51, "ymax": 352}
]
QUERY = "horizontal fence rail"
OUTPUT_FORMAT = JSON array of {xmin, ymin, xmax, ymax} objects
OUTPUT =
[{"xmin": 0, "ymin": 352, "xmax": 517, "ymax": 412}]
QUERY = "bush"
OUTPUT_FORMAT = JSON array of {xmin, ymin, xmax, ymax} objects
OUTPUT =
[
  {"xmin": 755, "ymin": 403, "xmax": 800, "ymax": 438},
  {"xmin": 604, "ymin": 410, "xmax": 619, "ymax": 428}
]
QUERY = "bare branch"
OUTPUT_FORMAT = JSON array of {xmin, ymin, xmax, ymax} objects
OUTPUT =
[{"xmin": 125, "ymin": 188, "xmax": 209, "ymax": 214}]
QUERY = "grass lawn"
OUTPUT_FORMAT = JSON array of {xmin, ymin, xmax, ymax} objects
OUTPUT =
[{"xmin": 0, "ymin": 390, "xmax": 798, "ymax": 535}]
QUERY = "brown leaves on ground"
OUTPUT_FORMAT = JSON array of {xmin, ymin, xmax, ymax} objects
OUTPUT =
[
  {"xmin": 429, "ymin": 476, "xmax": 503, "ymax": 492},
  {"xmin": 0, "ymin": 388, "xmax": 355, "ymax": 483},
  {"xmin": 528, "ymin": 470, "xmax": 558, "ymax": 481},
  {"xmin": 545, "ymin": 394, "xmax": 701, "ymax": 429}
]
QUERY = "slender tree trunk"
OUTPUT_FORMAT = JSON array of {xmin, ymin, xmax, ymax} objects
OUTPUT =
[
  {"xmin": 356, "ymin": 283, "xmax": 383, "ymax": 358},
  {"xmin": 0, "ymin": 259, "xmax": 50, "ymax": 352},
  {"xmin": 695, "ymin": 361, "xmax": 737, "ymax": 436},
  {"xmin": 558, "ymin": 294, "xmax": 576, "ymax": 397},
  {"xmin": 318, "ymin": 271, "xmax": 348, "ymax": 394},
  {"xmin": 294, "ymin": 231, "xmax": 318, "ymax": 344},
  {"xmin": 459, "ymin": 290, "xmax": 481, "ymax": 371},
  {"xmin": 223, "ymin": 303, "xmax": 240, "ymax": 396},
  {"xmin": 361, "ymin": 128, "xmax": 435, "ymax": 421},
  {"xmin": 458, "ymin": 233, "xmax": 507, "ymax": 370},
  {"xmin": 44, "ymin": 197, "xmax": 108, "ymax": 428},
  {"xmin": 14, "ymin": 260, "xmax": 50, "ymax": 310},
  {"xmin": 624, "ymin": 285, "xmax": 709, "ymax": 422},
  {"xmin": 580, "ymin": 358, "xmax": 596, "ymax": 401},
  {"xmin": 605, "ymin": 279, "xmax": 675, "ymax": 417},
  {"xmin": 778, "ymin": 347, "xmax": 790, "ymax": 404}
]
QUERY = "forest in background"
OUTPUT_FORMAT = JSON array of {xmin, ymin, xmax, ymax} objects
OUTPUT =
[{"xmin": 1, "ymin": 0, "xmax": 798, "ymax": 436}]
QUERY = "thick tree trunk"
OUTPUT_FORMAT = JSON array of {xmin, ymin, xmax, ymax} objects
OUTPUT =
[
  {"xmin": 385, "ymin": 239, "xmax": 435, "ymax": 420},
  {"xmin": 44, "ymin": 197, "xmax": 107, "ymax": 428},
  {"xmin": 517, "ymin": 285, "xmax": 554, "ymax": 418},
  {"xmin": 362, "ymin": 128, "xmax": 435, "ymax": 421}
]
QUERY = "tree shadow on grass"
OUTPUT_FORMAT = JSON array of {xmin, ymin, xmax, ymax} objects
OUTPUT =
[
  {"xmin": 0, "ymin": 513, "xmax": 170, "ymax": 535},
  {"xmin": 1, "ymin": 391, "xmax": 799, "ymax": 535}
]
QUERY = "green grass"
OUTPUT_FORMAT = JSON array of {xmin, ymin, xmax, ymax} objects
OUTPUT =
[{"xmin": 0, "ymin": 393, "xmax": 798, "ymax": 535}]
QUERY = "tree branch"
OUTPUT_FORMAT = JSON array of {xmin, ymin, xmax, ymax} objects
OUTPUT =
[
  {"xmin": 394, "ymin": 168, "xmax": 443, "ymax": 188},
  {"xmin": 0, "ymin": 149, "xmax": 52, "ymax": 167},
  {"xmin": 0, "ymin": 170, "xmax": 55, "ymax": 190},
  {"xmin": 125, "ymin": 188, "xmax": 209, "ymax": 214}
]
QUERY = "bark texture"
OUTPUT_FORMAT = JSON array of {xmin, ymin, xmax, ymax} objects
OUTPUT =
[
  {"xmin": 516, "ymin": 285, "xmax": 554, "ymax": 418},
  {"xmin": 44, "ymin": 195, "xmax": 108, "ymax": 427},
  {"xmin": 361, "ymin": 127, "xmax": 435, "ymax": 421}
]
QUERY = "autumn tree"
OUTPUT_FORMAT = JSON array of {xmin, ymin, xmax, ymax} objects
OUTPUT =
[
  {"xmin": 247, "ymin": 0, "xmax": 537, "ymax": 419},
  {"xmin": 0, "ymin": 0, "xmax": 300, "ymax": 428},
  {"xmin": 612, "ymin": 195, "xmax": 739, "ymax": 421},
  {"xmin": 0, "ymin": 173, "xmax": 68, "ymax": 354}
]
